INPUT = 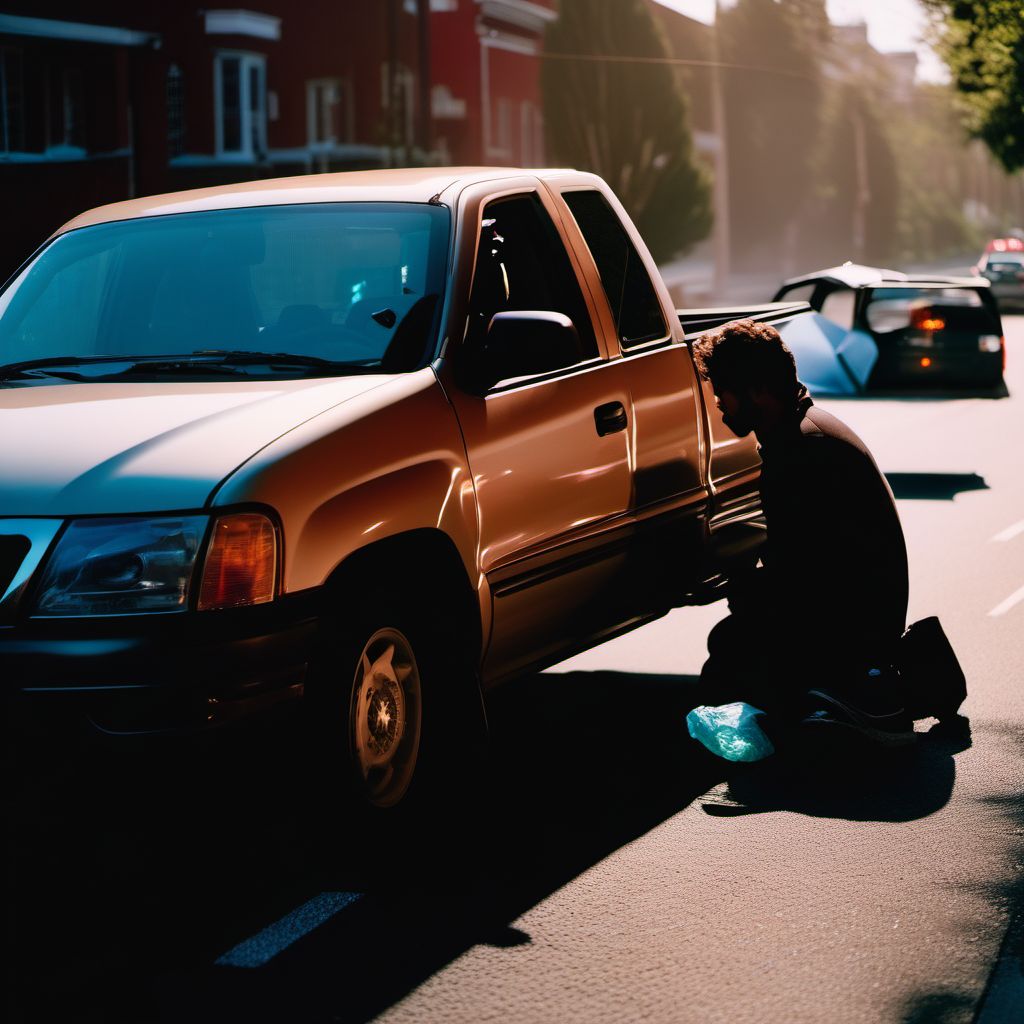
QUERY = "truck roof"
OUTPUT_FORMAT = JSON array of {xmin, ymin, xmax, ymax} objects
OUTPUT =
[{"xmin": 54, "ymin": 166, "xmax": 577, "ymax": 236}]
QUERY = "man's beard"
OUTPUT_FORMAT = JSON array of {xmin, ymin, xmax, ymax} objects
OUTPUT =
[{"xmin": 722, "ymin": 398, "xmax": 756, "ymax": 437}]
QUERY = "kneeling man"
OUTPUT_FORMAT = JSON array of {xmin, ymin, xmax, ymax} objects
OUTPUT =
[{"xmin": 692, "ymin": 318, "xmax": 912, "ymax": 744}]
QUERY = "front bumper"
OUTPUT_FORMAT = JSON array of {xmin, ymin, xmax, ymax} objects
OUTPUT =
[{"xmin": 2, "ymin": 591, "xmax": 319, "ymax": 735}]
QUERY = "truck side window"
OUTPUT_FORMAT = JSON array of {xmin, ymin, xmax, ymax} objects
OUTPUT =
[
  {"xmin": 466, "ymin": 193, "xmax": 598, "ymax": 364},
  {"xmin": 562, "ymin": 189, "xmax": 667, "ymax": 350}
]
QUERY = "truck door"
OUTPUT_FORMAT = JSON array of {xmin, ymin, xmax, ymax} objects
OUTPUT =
[
  {"xmin": 443, "ymin": 189, "xmax": 634, "ymax": 685},
  {"xmin": 555, "ymin": 186, "xmax": 712, "ymax": 606}
]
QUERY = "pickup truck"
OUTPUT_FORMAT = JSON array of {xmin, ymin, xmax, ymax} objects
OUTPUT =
[{"xmin": 0, "ymin": 167, "xmax": 809, "ymax": 808}]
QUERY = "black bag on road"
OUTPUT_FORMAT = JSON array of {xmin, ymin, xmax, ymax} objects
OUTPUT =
[{"xmin": 897, "ymin": 616, "xmax": 967, "ymax": 721}]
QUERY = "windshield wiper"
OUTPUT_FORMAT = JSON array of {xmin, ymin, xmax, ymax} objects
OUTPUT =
[
  {"xmin": 0, "ymin": 351, "xmax": 381, "ymax": 382},
  {"xmin": 0, "ymin": 354, "xmax": 150, "ymax": 382},
  {"xmin": 187, "ymin": 350, "xmax": 378, "ymax": 370},
  {"xmin": 124, "ymin": 351, "xmax": 382, "ymax": 376}
]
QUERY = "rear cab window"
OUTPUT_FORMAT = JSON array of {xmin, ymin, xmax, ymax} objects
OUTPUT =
[{"xmin": 560, "ymin": 189, "xmax": 668, "ymax": 352}]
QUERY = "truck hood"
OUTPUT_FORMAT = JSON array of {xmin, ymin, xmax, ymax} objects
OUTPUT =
[{"xmin": 0, "ymin": 375, "xmax": 396, "ymax": 516}]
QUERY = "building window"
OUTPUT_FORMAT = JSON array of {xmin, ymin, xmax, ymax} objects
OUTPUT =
[
  {"xmin": 47, "ymin": 65, "xmax": 85, "ymax": 150},
  {"xmin": 493, "ymin": 97, "xmax": 511, "ymax": 155},
  {"xmin": 0, "ymin": 46, "xmax": 25, "ymax": 154},
  {"xmin": 520, "ymin": 101, "xmax": 545, "ymax": 165},
  {"xmin": 307, "ymin": 78, "xmax": 352, "ymax": 146},
  {"xmin": 215, "ymin": 51, "xmax": 266, "ymax": 160},
  {"xmin": 380, "ymin": 62, "xmax": 415, "ymax": 150},
  {"xmin": 167, "ymin": 64, "xmax": 185, "ymax": 158}
]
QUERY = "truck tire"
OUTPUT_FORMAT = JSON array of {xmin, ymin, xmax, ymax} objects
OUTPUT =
[{"xmin": 306, "ymin": 584, "xmax": 483, "ymax": 816}]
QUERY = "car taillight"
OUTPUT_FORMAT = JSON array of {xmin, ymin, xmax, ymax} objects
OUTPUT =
[
  {"xmin": 198, "ymin": 513, "xmax": 278, "ymax": 610},
  {"xmin": 911, "ymin": 308, "xmax": 945, "ymax": 332}
]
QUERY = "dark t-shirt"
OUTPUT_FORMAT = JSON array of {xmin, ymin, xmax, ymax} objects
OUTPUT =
[{"xmin": 756, "ymin": 391, "xmax": 909, "ymax": 660}]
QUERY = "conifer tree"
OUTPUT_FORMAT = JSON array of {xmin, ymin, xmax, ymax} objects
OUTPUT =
[{"xmin": 541, "ymin": 0, "xmax": 712, "ymax": 263}]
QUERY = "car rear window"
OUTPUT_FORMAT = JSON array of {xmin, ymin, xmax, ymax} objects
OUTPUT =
[{"xmin": 865, "ymin": 287, "xmax": 996, "ymax": 334}]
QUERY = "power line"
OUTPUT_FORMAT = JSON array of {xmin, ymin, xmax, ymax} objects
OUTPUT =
[{"xmin": 540, "ymin": 50, "xmax": 817, "ymax": 83}]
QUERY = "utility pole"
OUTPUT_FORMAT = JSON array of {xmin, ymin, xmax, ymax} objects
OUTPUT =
[
  {"xmin": 711, "ymin": 0, "xmax": 731, "ymax": 299},
  {"xmin": 416, "ymin": 0, "xmax": 432, "ymax": 160},
  {"xmin": 387, "ymin": 0, "xmax": 400, "ymax": 166},
  {"xmin": 851, "ymin": 109, "xmax": 869, "ymax": 263}
]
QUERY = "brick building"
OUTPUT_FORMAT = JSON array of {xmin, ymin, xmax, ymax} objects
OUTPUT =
[
  {"xmin": 430, "ymin": 0, "xmax": 553, "ymax": 167},
  {"xmin": 0, "ymin": 1, "xmax": 554, "ymax": 280}
]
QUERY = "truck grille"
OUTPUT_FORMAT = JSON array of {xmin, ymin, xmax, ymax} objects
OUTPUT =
[{"xmin": 0, "ymin": 535, "xmax": 31, "ymax": 598}]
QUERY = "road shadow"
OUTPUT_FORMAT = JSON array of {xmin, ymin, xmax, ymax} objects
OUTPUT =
[
  {"xmin": 4, "ymin": 672, "xmax": 975, "ymax": 1024},
  {"xmin": 5, "ymin": 670, "xmax": 719, "ymax": 1024},
  {"xmin": 897, "ymin": 718, "xmax": 1024, "ymax": 1023},
  {"xmin": 703, "ymin": 715, "xmax": 968, "ymax": 823},
  {"xmin": 866, "ymin": 379, "xmax": 1011, "ymax": 401},
  {"xmin": 884, "ymin": 472, "xmax": 989, "ymax": 500}
]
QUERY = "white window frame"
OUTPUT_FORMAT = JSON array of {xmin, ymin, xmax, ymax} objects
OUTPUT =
[
  {"xmin": 380, "ymin": 61, "xmax": 416, "ymax": 149},
  {"xmin": 214, "ymin": 50, "xmax": 267, "ymax": 161},
  {"xmin": 306, "ymin": 77, "xmax": 353, "ymax": 147}
]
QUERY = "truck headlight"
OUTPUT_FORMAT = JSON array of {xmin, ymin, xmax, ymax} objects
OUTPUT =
[
  {"xmin": 33, "ymin": 515, "xmax": 209, "ymax": 616},
  {"xmin": 978, "ymin": 335, "xmax": 1003, "ymax": 353}
]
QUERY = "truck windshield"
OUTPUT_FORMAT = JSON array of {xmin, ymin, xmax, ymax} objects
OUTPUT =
[{"xmin": 0, "ymin": 202, "xmax": 450, "ymax": 379}]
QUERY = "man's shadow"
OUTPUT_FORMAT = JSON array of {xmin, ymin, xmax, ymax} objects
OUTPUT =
[{"xmin": 701, "ymin": 714, "xmax": 970, "ymax": 822}]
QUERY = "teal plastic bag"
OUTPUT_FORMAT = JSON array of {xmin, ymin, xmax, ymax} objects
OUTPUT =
[{"xmin": 686, "ymin": 702, "xmax": 775, "ymax": 763}]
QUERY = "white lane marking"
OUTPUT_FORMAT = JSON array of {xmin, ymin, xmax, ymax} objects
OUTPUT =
[
  {"xmin": 989, "ymin": 584, "xmax": 1024, "ymax": 618},
  {"xmin": 216, "ymin": 891, "xmax": 362, "ymax": 968},
  {"xmin": 992, "ymin": 519, "xmax": 1024, "ymax": 542}
]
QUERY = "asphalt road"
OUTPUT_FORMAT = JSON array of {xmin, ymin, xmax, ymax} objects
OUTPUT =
[{"xmin": 7, "ymin": 318, "xmax": 1024, "ymax": 1024}]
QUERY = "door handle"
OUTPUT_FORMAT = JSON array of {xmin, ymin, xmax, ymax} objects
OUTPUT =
[{"xmin": 594, "ymin": 401, "xmax": 628, "ymax": 437}]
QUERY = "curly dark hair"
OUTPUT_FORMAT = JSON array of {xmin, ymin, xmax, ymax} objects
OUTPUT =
[{"xmin": 691, "ymin": 318, "xmax": 800, "ymax": 401}]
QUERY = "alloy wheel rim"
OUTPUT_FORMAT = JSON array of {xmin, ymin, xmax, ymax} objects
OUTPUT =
[{"xmin": 349, "ymin": 627, "xmax": 422, "ymax": 808}]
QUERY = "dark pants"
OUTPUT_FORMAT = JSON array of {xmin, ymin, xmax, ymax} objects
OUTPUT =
[{"xmin": 699, "ymin": 598, "xmax": 898, "ymax": 720}]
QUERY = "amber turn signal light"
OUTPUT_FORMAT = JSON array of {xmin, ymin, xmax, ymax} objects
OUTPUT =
[
  {"xmin": 198, "ymin": 513, "xmax": 278, "ymax": 610},
  {"xmin": 920, "ymin": 357, "xmax": 933, "ymax": 368},
  {"xmin": 911, "ymin": 308, "xmax": 946, "ymax": 332}
]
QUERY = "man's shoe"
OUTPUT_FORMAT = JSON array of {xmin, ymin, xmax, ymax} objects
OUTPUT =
[{"xmin": 802, "ymin": 689, "xmax": 916, "ymax": 748}]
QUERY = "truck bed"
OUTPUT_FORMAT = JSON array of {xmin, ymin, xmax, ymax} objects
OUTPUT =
[{"xmin": 677, "ymin": 301, "xmax": 811, "ymax": 337}]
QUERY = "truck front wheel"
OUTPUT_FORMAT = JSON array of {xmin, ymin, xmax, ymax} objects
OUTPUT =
[
  {"xmin": 307, "ymin": 585, "xmax": 481, "ymax": 815},
  {"xmin": 346, "ymin": 624, "xmax": 422, "ymax": 809}
]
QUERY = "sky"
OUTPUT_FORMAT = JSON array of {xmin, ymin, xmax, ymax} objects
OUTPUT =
[{"xmin": 654, "ymin": 0, "xmax": 948, "ymax": 82}]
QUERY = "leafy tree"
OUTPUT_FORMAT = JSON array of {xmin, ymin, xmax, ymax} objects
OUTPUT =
[
  {"xmin": 541, "ymin": 0, "xmax": 712, "ymax": 262},
  {"xmin": 718, "ymin": 0, "xmax": 828, "ymax": 270},
  {"xmin": 923, "ymin": 1, "xmax": 1024, "ymax": 173}
]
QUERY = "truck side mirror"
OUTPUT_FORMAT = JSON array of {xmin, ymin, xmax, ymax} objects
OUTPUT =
[{"xmin": 460, "ymin": 310, "xmax": 583, "ymax": 394}]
